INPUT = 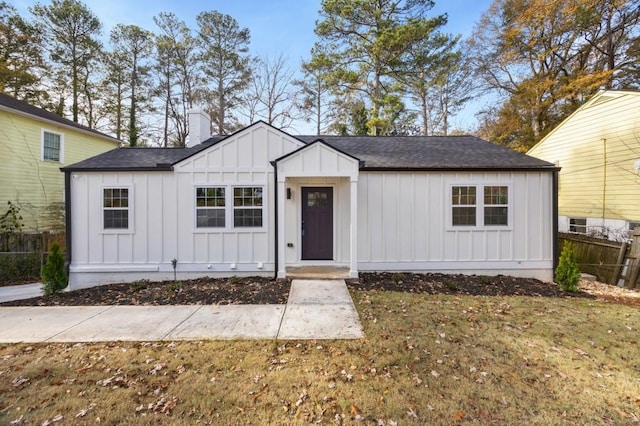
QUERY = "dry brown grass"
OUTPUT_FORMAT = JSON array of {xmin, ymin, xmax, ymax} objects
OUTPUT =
[{"xmin": 1, "ymin": 291, "xmax": 639, "ymax": 425}]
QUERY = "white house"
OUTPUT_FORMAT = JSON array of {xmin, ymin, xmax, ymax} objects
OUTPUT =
[{"xmin": 62, "ymin": 116, "xmax": 559, "ymax": 289}]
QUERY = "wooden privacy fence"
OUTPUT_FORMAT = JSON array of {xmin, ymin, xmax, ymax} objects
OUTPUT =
[
  {"xmin": 559, "ymin": 231, "xmax": 640, "ymax": 289},
  {"xmin": 0, "ymin": 232, "xmax": 65, "ymax": 253},
  {"xmin": 0, "ymin": 232, "xmax": 65, "ymax": 283}
]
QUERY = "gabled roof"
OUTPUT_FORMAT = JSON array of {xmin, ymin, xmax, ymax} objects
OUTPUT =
[
  {"xmin": 63, "ymin": 121, "xmax": 556, "ymax": 172},
  {"xmin": 0, "ymin": 93, "xmax": 120, "ymax": 144},
  {"xmin": 274, "ymin": 138, "xmax": 363, "ymax": 166}
]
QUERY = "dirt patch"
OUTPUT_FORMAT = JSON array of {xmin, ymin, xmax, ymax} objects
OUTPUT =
[{"xmin": 578, "ymin": 279, "xmax": 640, "ymax": 308}]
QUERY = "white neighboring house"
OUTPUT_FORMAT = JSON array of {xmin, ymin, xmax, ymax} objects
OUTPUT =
[{"xmin": 62, "ymin": 115, "xmax": 559, "ymax": 289}]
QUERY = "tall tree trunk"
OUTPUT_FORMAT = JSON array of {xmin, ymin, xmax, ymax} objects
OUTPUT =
[
  {"xmin": 72, "ymin": 44, "xmax": 79, "ymax": 122},
  {"xmin": 129, "ymin": 52, "xmax": 138, "ymax": 146},
  {"xmin": 316, "ymin": 79, "xmax": 321, "ymax": 135},
  {"xmin": 217, "ymin": 77, "xmax": 224, "ymax": 134}
]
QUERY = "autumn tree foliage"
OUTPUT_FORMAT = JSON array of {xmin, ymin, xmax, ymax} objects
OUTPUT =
[
  {"xmin": 0, "ymin": 1, "xmax": 44, "ymax": 102},
  {"xmin": 470, "ymin": 0, "xmax": 640, "ymax": 151}
]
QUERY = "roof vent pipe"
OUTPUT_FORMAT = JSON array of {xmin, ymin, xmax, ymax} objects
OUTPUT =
[{"xmin": 187, "ymin": 108, "xmax": 211, "ymax": 147}]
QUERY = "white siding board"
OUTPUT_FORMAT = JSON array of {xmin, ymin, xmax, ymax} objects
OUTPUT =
[{"xmin": 357, "ymin": 170, "xmax": 553, "ymax": 279}]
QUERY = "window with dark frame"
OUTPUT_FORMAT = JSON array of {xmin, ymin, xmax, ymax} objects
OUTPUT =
[
  {"xmin": 452, "ymin": 186, "xmax": 476, "ymax": 226},
  {"xmin": 233, "ymin": 187, "xmax": 263, "ymax": 227},
  {"xmin": 196, "ymin": 187, "xmax": 225, "ymax": 227},
  {"xmin": 43, "ymin": 131, "xmax": 61, "ymax": 162},
  {"xmin": 103, "ymin": 188, "xmax": 129, "ymax": 229},
  {"xmin": 484, "ymin": 186, "xmax": 508, "ymax": 226},
  {"xmin": 569, "ymin": 218, "xmax": 587, "ymax": 234}
]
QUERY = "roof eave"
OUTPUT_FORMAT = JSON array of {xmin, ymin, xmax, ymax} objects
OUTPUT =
[
  {"xmin": 360, "ymin": 166, "xmax": 561, "ymax": 172},
  {"xmin": 60, "ymin": 165, "xmax": 174, "ymax": 172},
  {"xmin": 0, "ymin": 104, "xmax": 121, "ymax": 145}
]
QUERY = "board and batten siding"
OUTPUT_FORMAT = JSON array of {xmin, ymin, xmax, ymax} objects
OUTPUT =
[
  {"xmin": 357, "ymin": 171, "xmax": 554, "ymax": 280},
  {"xmin": 0, "ymin": 110, "xmax": 117, "ymax": 231},
  {"xmin": 68, "ymin": 125, "xmax": 303, "ymax": 288},
  {"xmin": 528, "ymin": 92, "xmax": 640, "ymax": 225}
]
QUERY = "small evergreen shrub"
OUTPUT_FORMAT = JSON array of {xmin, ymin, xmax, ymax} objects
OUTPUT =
[
  {"xmin": 42, "ymin": 242, "xmax": 67, "ymax": 295},
  {"xmin": 556, "ymin": 241, "xmax": 580, "ymax": 292}
]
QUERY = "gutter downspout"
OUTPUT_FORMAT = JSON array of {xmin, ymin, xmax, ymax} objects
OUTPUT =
[
  {"xmin": 64, "ymin": 171, "xmax": 72, "ymax": 278},
  {"xmin": 552, "ymin": 169, "xmax": 559, "ymax": 276},
  {"xmin": 602, "ymin": 138, "xmax": 607, "ymax": 229},
  {"xmin": 271, "ymin": 161, "xmax": 278, "ymax": 279}
]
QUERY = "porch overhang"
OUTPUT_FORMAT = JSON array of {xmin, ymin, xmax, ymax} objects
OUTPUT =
[{"xmin": 272, "ymin": 140, "xmax": 360, "ymax": 279}]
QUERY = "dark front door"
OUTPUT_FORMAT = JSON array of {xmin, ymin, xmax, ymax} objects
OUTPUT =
[{"xmin": 301, "ymin": 187, "xmax": 333, "ymax": 260}]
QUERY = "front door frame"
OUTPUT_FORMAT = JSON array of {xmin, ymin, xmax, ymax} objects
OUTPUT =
[{"xmin": 300, "ymin": 186, "xmax": 335, "ymax": 261}]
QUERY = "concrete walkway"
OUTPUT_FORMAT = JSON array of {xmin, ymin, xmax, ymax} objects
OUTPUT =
[
  {"xmin": 0, "ymin": 280, "xmax": 363, "ymax": 343},
  {"xmin": 0, "ymin": 283, "xmax": 43, "ymax": 303}
]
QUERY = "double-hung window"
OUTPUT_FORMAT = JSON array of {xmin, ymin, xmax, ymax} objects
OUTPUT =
[
  {"xmin": 451, "ymin": 185, "xmax": 509, "ymax": 228},
  {"xmin": 196, "ymin": 187, "xmax": 225, "ymax": 228},
  {"xmin": 103, "ymin": 188, "xmax": 129, "ymax": 230},
  {"xmin": 484, "ymin": 186, "xmax": 508, "ymax": 226},
  {"xmin": 42, "ymin": 130, "xmax": 63, "ymax": 162},
  {"xmin": 452, "ymin": 186, "xmax": 477, "ymax": 226},
  {"xmin": 233, "ymin": 187, "xmax": 263, "ymax": 227}
]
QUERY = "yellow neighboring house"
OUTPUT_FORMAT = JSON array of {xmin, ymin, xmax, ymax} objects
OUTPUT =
[
  {"xmin": 0, "ymin": 94, "xmax": 120, "ymax": 231},
  {"xmin": 528, "ymin": 89, "xmax": 640, "ymax": 241}
]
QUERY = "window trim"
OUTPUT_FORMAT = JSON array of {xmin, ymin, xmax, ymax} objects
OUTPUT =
[
  {"xmin": 233, "ymin": 186, "xmax": 264, "ymax": 229},
  {"xmin": 483, "ymin": 185, "xmax": 509, "ymax": 226},
  {"xmin": 102, "ymin": 186, "xmax": 133, "ymax": 234},
  {"xmin": 569, "ymin": 217, "xmax": 587, "ymax": 234},
  {"xmin": 192, "ymin": 184, "xmax": 266, "ymax": 232},
  {"xmin": 194, "ymin": 186, "xmax": 227, "ymax": 229},
  {"xmin": 447, "ymin": 184, "xmax": 512, "ymax": 231},
  {"xmin": 451, "ymin": 185, "xmax": 477, "ymax": 227},
  {"xmin": 41, "ymin": 129, "xmax": 64, "ymax": 163}
]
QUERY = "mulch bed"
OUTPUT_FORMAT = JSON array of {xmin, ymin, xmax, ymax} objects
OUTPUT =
[
  {"xmin": 347, "ymin": 272, "xmax": 596, "ymax": 299},
  {"xmin": 0, "ymin": 272, "xmax": 599, "ymax": 307},
  {"xmin": 1, "ymin": 277, "xmax": 291, "ymax": 306}
]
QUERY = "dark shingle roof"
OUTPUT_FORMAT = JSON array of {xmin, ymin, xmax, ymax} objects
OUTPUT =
[
  {"xmin": 62, "ymin": 130, "xmax": 555, "ymax": 172},
  {"xmin": 62, "ymin": 138, "xmax": 223, "ymax": 171},
  {"xmin": 297, "ymin": 135, "xmax": 555, "ymax": 170},
  {"xmin": 0, "ymin": 93, "xmax": 120, "ymax": 143}
]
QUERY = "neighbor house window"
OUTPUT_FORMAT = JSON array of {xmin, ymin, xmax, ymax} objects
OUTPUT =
[
  {"xmin": 484, "ymin": 186, "xmax": 508, "ymax": 226},
  {"xmin": 233, "ymin": 186, "xmax": 263, "ymax": 227},
  {"xmin": 103, "ymin": 188, "xmax": 129, "ymax": 229},
  {"xmin": 42, "ymin": 130, "xmax": 63, "ymax": 162},
  {"xmin": 569, "ymin": 218, "xmax": 586, "ymax": 234},
  {"xmin": 196, "ymin": 187, "xmax": 225, "ymax": 227},
  {"xmin": 452, "ymin": 186, "xmax": 476, "ymax": 226}
]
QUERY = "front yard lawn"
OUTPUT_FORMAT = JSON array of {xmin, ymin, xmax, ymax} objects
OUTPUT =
[{"xmin": 1, "ymin": 286, "xmax": 638, "ymax": 425}]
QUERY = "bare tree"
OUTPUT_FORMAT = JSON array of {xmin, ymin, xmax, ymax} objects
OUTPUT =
[{"xmin": 244, "ymin": 53, "xmax": 298, "ymax": 129}]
